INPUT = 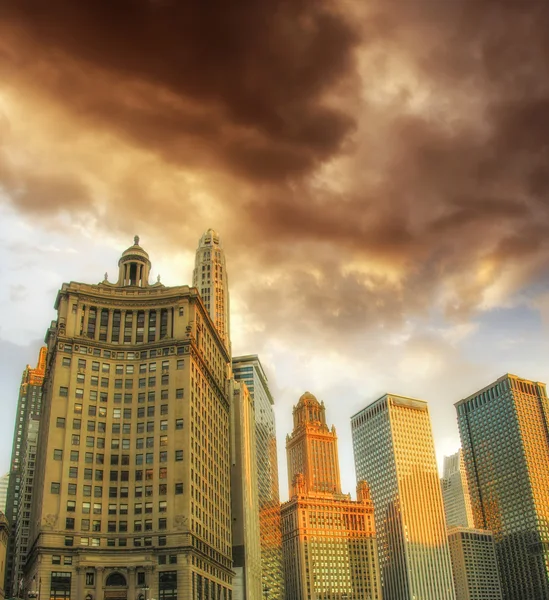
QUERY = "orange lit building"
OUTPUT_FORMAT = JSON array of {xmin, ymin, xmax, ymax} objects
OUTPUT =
[
  {"xmin": 4, "ymin": 347, "xmax": 46, "ymax": 597},
  {"xmin": 281, "ymin": 392, "xmax": 381, "ymax": 600},
  {"xmin": 456, "ymin": 374, "xmax": 549, "ymax": 599},
  {"xmin": 352, "ymin": 394, "xmax": 456, "ymax": 600}
]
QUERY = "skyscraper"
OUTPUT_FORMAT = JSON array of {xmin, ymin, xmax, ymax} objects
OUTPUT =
[
  {"xmin": 4, "ymin": 347, "xmax": 46, "ymax": 597},
  {"xmin": 282, "ymin": 392, "xmax": 382, "ymax": 600},
  {"xmin": 447, "ymin": 528, "xmax": 502, "ymax": 600},
  {"xmin": 441, "ymin": 450, "xmax": 475, "ymax": 529},
  {"xmin": 192, "ymin": 229, "xmax": 230, "ymax": 351},
  {"xmin": 23, "ymin": 237, "xmax": 233, "ymax": 600},
  {"xmin": 232, "ymin": 355, "xmax": 284, "ymax": 600},
  {"xmin": 352, "ymin": 394, "xmax": 456, "ymax": 600},
  {"xmin": 230, "ymin": 381, "xmax": 262, "ymax": 600},
  {"xmin": 456, "ymin": 374, "xmax": 549, "ymax": 599}
]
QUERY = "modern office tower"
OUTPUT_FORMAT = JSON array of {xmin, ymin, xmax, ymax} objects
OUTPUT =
[
  {"xmin": 0, "ymin": 513, "xmax": 9, "ymax": 600},
  {"xmin": 0, "ymin": 477, "xmax": 8, "ymax": 514},
  {"xmin": 281, "ymin": 392, "xmax": 382, "ymax": 600},
  {"xmin": 23, "ymin": 237, "xmax": 233, "ymax": 600},
  {"xmin": 4, "ymin": 347, "xmax": 46, "ymax": 597},
  {"xmin": 192, "ymin": 229, "xmax": 230, "ymax": 351},
  {"xmin": 232, "ymin": 355, "xmax": 284, "ymax": 600},
  {"xmin": 441, "ymin": 450, "xmax": 475, "ymax": 529},
  {"xmin": 12, "ymin": 418, "xmax": 40, "ymax": 598},
  {"xmin": 456, "ymin": 374, "xmax": 549, "ymax": 600},
  {"xmin": 448, "ymin": 528, "xmax": 502, "ymax": 600},
  {"xmin": 352, "ymin": 394, "xmax": 456, "ymax": 600},
  {"xmin": 230, "ymin": 381, "xmax": 262, "ymax": 600}
]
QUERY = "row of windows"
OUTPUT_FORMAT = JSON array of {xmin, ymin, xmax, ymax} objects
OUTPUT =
[
  {"xmin": 60, "ymin": 385, "xmax": 185, "ymax": 398},
  {"xmin": 60, "ymin": 343, "xmax": 184, "ymax": 360},
  {"xmin": 50, "ymin": 483, "xmax": 183, "ymax": 497},
  {"xmin": 63, "ymin": 358, "xmax": 184, "ymax": 372}
]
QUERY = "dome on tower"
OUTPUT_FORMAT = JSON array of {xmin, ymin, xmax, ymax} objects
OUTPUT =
[
  {"xmin": 116, "ymin": 235, "xmax": 152, "ymax": 287},
  {"xmin": 296, "ymin": 391, "xmax": 321, "ymax": 408},
  {"xmin": 120, "ymin": 235, "xmax": 150, "ymax": 261}
]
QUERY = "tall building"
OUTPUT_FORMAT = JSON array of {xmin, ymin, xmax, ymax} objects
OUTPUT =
[
  {"xmin": 232, "ymin": 355, "xmax": 284, "ymax": 600},
  {"xmin": 0, "ymin": 477, "xmax": 8, "ymax": 515},
  {"xmin": 281, "ymin": 392, "xmax": 382, "ymax": 600},
  {"xmin": 13, "ymin": 418, "xmax": 40, "ymax": 599},
  {"xmin": 447, "ymin": 528, "xmax": 502, "ymax": 600},
  {"xmin": 456, "ymin": 374, "xmax": 549, "ymax": 600},
  {"xmin": 4, "ymin": 347, "xmax": 46, "ymax": 597},
  {"xmin": 192, "ymin": 229, "xmax": 230, "ymax": 351},
  {"xmin": 352, "ymin": 394, "xmax": 456, "ymax": 600},
  {"xmin": 441, "ymin": 450, "xmax": 475, "ymax": 529},
  {"xmin": 230, "ymin": 381, "xmax": 262, "ymax": 600},
  {"xmin": 23, "ymin": 237, "xmax": 233, "ymax": 600}
]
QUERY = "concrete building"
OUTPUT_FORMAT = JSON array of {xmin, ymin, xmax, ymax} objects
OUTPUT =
[
  {"xmin": 0, "ymin": 513, "xmax": 8, "ymax": 600},
  {"xmin": 12, "ymin": 418, "xmax": 40, "ymax": 599},
  {"xmin": 230, "ymin": 381, "xmax": 262, "ymax": 600},
  {"xmin": 4, "ymin": 347, "xmax": 46, "ymax": 597},
  {"xmin": 448, "ymin": 528, "xmax": 502, "ymax": 600},
  {"xmin": 441, "ymin": 450, "xmax": 475, "ymax": 529},
  {"xmin": 232, "ymin": 355, "xmax": 284, "ymax": 600},
  {"xmin": 192, "ymin": 229, "xmax": 231, "ymax": 352},
  {"xmin": 282, "ymin": 392, "xmax": 382, "ymax": 600},
  {"xmin": 456, "ymin": 374, "xmax": 549, "ymax": 599},
  {"xmin": 352, "ymin": 394, "xmax": 456, "ymax": 600},
  {"xmin": 23, "ymin": 237, "xmax": 233, "ymax": 600}
]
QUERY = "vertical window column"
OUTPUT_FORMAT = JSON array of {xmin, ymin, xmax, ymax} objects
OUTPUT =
[
  {"xmin": 106, "ymin": 309, "xmax": 114, "ymax": 342},
  {"xmin": 148, "ymin": 311, "xmax": 157, "ymax": 343}
]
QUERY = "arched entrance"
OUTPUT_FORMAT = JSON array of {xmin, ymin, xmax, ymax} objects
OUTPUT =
[{"xmin": 104, "ymin": 571, "xmax": 128, "ymax": 600}]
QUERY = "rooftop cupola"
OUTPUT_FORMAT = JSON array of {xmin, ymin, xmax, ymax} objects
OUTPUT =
[{"xmin": 117, "ymin": 235, "xmax": 151, "ymax": 287}]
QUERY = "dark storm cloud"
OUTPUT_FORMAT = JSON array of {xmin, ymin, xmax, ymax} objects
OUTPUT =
[
  {"xmin": 1, "ymin": 0, "xmax": 357, "ymax": 180},
  {"xmin": 2, "ymin": 0, "xmax": 549, "ymax": 338}
]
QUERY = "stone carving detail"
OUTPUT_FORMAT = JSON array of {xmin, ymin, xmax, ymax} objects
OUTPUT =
[
  {"xmin": 174, "ymin": 514, "xmax": 189, "ymax": 530},
  {"xmin": 43, "ymin": 514, "xmax": 58, "ymax": 529}
]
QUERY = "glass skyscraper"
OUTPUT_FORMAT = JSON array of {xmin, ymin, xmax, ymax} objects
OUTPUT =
[
  {"xmin": 352, "ymin": 394, "xmax": 456, "ymax": 600},
  {"xmin": 232, "ymin": 355, "xmax": 284, "ymax": 600},
  {"xmin": 441, "ymin": 450, "xmax": 475, "ymax": 529},
  {"xmin": 456, "ymin": 374, "xmax": 549, "ymax": 599}
]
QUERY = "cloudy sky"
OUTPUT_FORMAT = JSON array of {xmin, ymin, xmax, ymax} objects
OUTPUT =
[{"xmin": 2, "ymin": 0, "xmax": 549, "ymax": 500}]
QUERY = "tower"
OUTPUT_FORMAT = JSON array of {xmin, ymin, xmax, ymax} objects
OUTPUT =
[
  {"xmin": 286, "ymin": 392, "xmax": 341, "ymax": 496},
  {"xmin": 4, "ymin": 347, "xmax": 46, "ymax": 597},
  {"xmin": 192, "ymin": 229, "xmax": 230, "ymax": 352},
  {"xmin": 281, "ymin": 392, "xmax": 382, "ymax": 600},
  {"xmin": 232, "ymin": 355, "xmax": 284, "ymax": 600},
  {"xmin": 441, "ymin": 450, "xmax": 475, "ymax": 529},
  {"xmin": 23, "ymin": 237, "xmax": 233, "ymax": 600},
  {"xmin": 352, "ymin": 394, "xmax": 456, "ymax": 600},
  {"xmin": 456, "ymin": 374, "xmax": 549, "ymax": 599}
]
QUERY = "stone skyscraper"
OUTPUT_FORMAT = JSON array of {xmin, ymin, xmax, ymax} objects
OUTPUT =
[
  {"xmin": 23, "ymin": 237, "xmax": 233, "ymax": 600},
  {"xmin": 352, "ymin": 394, "xmax": 456, "ymax": 600},
  {"xmin": 282, "ymin": 392, "xmax": 382, "ymax": 600},
  {"xmin": 192, "ymin": 229, "xmax": 230, "ymax": 351},
  {"xmin": 456, "ymin": 374, "xmax": 549, "ymax": 600},
  {"xmin": 232, "ymin": 355, "xmax": 284, "ymax": 600},
  {"xmin": 230, "ymin": 381, "xmax": 262, "ymax": 600},
  {"xmin": 441, "ymin": 450, "xmax": 475, "ymax": 529},
  {"xmin": 5, "ymin": 347, "xmax": 46, "ymax": 597}
]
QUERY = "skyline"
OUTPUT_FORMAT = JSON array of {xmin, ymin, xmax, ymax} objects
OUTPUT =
[
  {"xmin": 3, "ymin": 0, "xmax": 549, "ymax": 503},
  {"xmin": 2, "ymin": 228, "xmax": 549, "ymax": 504}
]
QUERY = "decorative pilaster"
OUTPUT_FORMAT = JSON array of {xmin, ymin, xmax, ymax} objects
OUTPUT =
[{"xmin": 95, "ymin": 566, "xmax": 104, "ymax": 600}]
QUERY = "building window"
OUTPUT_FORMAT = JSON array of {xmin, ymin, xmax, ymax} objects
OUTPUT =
[
  {"xmin": 59, "ymin": 387, "xmax": 68, "ymax": 397},
  {"xmin": 51, "ymin": 482, "xmax": 61, "ymax": 494},
  {"xmin": 56, "ymin": 417, "xmax": 66, "ymax": 428},
  {"xmin": 51, "ymin": 571, "xmax": 72, "ymax": 598},
  {"xmin": 175, "ymin": 419, "xmax": 184, "ymax": 430},
  {"xmin": 175, "ymin": 483, "xmax": 183, "ymax": 495},
  {"xmin": 175, "ymin": 450, "xmax": 183, "ymax": 461},
  {"xmin": 54, "ymin": 449, "xmax": 63, "ymax": 461},
  {"xmin": 176, "ymin": 389, "xmax": 184, "ymax": 399},
  {"xmin": 86, "ymin": 573, "xmax": 95, "ymax": 586},
  {"xmin": 159, "ymin": 571, "xmax": 177, "ymax": 599}
]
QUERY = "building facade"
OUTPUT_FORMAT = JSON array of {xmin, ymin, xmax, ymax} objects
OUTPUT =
[
  {"xmin": 192, "ymin": 229, "xmax": 230, "ymax": 352},
  {"xmin": 232, "ymin": 355, "xmax": 284, "ymax": 600},
  {"xmin": 352, "ymin": 394, "xmax": 456, "ymax": 600},
  {"xmin": 4, "ymin": 347, "xmax": 46, "ymax": 597},
  {"xmin": 24, "ymin": 237, "xmax": 233, "ymax": 600},
  {"xmin": 282, "ymin": 392, "xmax": 381, "ymax": 600},
  {"xmin": 448, "ymin": 528, "xmax": 502, "ymax": 600},
  {"xmin": 441, "ymin": 450, "xmax": 475, "ymax": 529},
  {"xmin": 230, "ymin": 381, "xmax": 262, "ymax": 600},
  {"xmin": 456, "ymin": 374, "xmax": 549, "ymax": 600}
]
